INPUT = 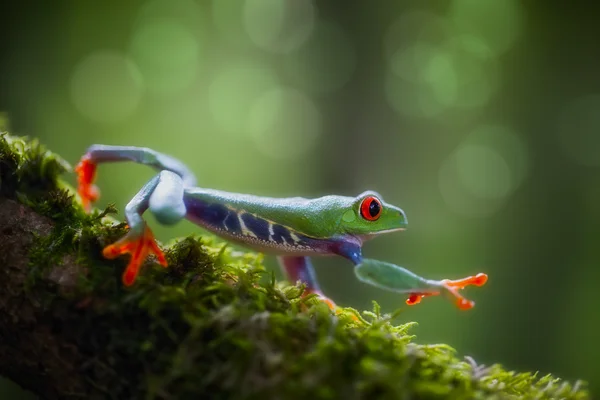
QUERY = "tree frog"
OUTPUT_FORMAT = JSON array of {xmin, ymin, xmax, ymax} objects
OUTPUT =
[{"xmin": 75, "ymin": 145, "xmax": 487, "ymax": 310}]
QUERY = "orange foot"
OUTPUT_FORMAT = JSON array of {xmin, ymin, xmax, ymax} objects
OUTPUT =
[
  {"xmin": 75, "ymin": 156, "xmax": 99, "ymax": 212},
  {"xmin": 103, "ymin": 226, "xmax": 168, "ymax": 286},
  {"xmin": 406, "ymin": 273, "xmax": 488, "ymax": 310}
]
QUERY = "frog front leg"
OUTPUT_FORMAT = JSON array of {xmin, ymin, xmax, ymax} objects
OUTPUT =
[
  {"xmin": 335, "ymin": 242, "xmax": 487, "ymax": 310},
  {"xmin": 354, "ymin": 259, "xmax": 487, "ymax": 310}
]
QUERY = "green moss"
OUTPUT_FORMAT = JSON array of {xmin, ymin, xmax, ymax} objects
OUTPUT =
[{"xmin": 0, "ymin": 131, "xmax": 591, "ymax": 399}]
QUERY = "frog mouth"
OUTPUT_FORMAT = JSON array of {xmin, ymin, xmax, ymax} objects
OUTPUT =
[
  {"xmin": 359, "ymin": 227, "xmax": 406, "ymax": 240},
  {"xmin": 376, "ymin": 227, "xmax": 407, "ymax": 234}
]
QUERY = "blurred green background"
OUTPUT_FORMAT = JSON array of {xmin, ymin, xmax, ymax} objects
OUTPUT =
[{"xmin": 1, "ymin": 0, "xmax": 599, "ymax": 397}]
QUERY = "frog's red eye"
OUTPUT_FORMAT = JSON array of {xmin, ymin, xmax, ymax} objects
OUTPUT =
[{"xmin": 360, "ymin": 196, "xmax": 382, "ymax": 221}]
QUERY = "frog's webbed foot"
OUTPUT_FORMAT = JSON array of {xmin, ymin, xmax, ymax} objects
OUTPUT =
[
  {"xmin": 407, "ymin": 273, "xmax": 488, "ymax": 310},
  {"xmin": 103, "ymin": 225, "xmax": 167, "ymax": 286},
  {"xmin": 354, "ymin": 258, "xmax": 488, "ymax": 310},
  {"xmin": 102, "ymin": 170, "xmax": 186, "ymax": 285},
  {"xmin": 75, "ymin": 156, "xmax": 99, "ymax": 212}
]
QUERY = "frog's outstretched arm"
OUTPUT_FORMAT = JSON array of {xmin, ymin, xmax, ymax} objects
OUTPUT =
[
  {"xmin": 334, "ymin": 243, "xmax": 487, "ymax": 310},
  {"xmin": 353, "ymin": 259, "xmax": 488, "ymax": 310}
]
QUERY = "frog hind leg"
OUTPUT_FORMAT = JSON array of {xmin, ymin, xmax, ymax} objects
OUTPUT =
[
  {"xmin": 278, "ymin": 256, "xmax": 338, "ymax": 310},
  {"xmin": 103, "ymin": 170, "xmax": 187, "ymax": 286},
  {"xmin": 75, "ymin": 145, "xmax": 197, "ymax": 211}
]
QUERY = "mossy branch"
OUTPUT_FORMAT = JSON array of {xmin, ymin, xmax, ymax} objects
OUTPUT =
[{"xmin": 0, "ymin": 132, "xmax": 590, "ymax": 399}]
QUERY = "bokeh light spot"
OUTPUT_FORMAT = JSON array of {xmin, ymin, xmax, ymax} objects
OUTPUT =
[
  {"xmin": 385, "ymin": 71, "xmax": 444, "ymax": 118},
  {"xmin": 243, "ymin": 0, "xmax": 315, "ymax": 54},
  {"xmin": 439, "ymin": 125, "xmax": 529, "ymax": 216},
  {"xmin": 441, "ymin": 35, "xmax": 498, "ymax": 109},
  {"xmin": 456, "ymin": 145, "xmax": 512, "ymax": 199},
  {"xmin": 384, "ymin": 11, "xmax": 451, "ymax": 60},
  {"xmin": 130, "ymin": 18, "xmax": 201, "ymax": 95},
  {"xmin": 385, "ymin": 34, "xmax": 498, "ymax": 117},
  {"xmin": 423, "ymin": 52, "xmax": 459, "ymax": 106},
  {"xmin": 466, "ymin": 125, "xmax": 529, "ymax": 185},
  {"xmin": 385, "ymin": 43, "xmax": 451, "ymax": 118},
  {"xmin": 285, "ymin": 21, "xmax": 356, "ymax": 94},
  {"xmin": 389, "ymin": 42, "xmax": 438, "ymax": 82},
  {"xmin": 439, "ymin": 148, "xmax": 505, "ymax": 217},
  {"xmin": 556, "ymin": 94, "xmax": 600, "ymax": 167},
  {"xmin": 208, "ymin": 62, "xmax": 279, "ymax": 135},
  {"xmin": 70, "ymin": 50, "xmax": 143, "ymax": 123},
  {"xmin": 449, "ymin": 0, "xmax": 523, "ymax": 56},
  {"xmin": 248, "ymin": 87, "xmax": 321, "ymax": 160}
]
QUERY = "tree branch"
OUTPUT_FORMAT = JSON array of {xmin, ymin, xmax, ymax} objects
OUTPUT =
[{"xmin": 0, "ymin": 132, "xmax": 590, "ymax": 399}]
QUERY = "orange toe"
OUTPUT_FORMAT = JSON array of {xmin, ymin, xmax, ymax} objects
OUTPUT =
[
  {"xmin": 103, "ymin": 226, "xmax": 168, "ymax": 286},
  {"xmin": 405, "ymin": 273, "xmax": 487, "ymax": 310},
  {"xmin": 103, "ymin": 245, "xmax": 120, "ymax": 259},
  {"xmin": 442, "ymin": 273, "xmax": 488, "ymax": 289},
  {"xmin": 147, "ymin": 236, "xmax": 167, "ymax": 267},
  {"xmin": 75, "ymin": 156, "xmax": 100, "ymax": 211},
  {"xmin": 406, "ymin": 290, "xmax": 474, "ymax": 310},
  {"xmin": 406, "ymin": 292, "xmax": 439, "ymax": 306},
  {"xmin": 123, "ymin": 267, "xmax": 138, "ymax": 286},
  {"xmin": 122, "ymin": 241, "xmax": 146, "ymax": 286},
  {"xmin": 406, "ymin": 294, "xmax": 424, "ymax": 305},
  {"xmin": 456, "ymin": 298, "xmax": 475, "ymax": 310},
  {"xmin": 472, "ymin": 273, "xmax": 488, "ymax": 286},
  {"xmin": 103, "ymin": 242, "xmax": 135, "ymax": 259}
]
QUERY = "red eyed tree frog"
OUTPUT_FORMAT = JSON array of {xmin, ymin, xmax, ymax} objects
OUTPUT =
[{"xmin": 75, "ymin": 145, "xmax": 487, "ymax": 311}]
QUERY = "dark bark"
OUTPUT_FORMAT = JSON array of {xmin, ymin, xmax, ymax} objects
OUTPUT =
[{"xmin": 0, "ymin": 197, "xmax": 87, "ymax": 399}]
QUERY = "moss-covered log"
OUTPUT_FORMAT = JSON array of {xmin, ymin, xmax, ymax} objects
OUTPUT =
[{"xmin": 0, "ymin": 132, "xmax": 590, "ymax": 399}]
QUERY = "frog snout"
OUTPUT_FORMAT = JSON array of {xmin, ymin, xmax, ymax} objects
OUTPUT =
[{"xmin": 398, "ymin": 209, "xmax": 408, "ymax": 229}]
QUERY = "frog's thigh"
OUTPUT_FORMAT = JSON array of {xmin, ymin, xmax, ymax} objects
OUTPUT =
[{"xmin": 148, "ymin": 170, "xmax": 187, "ymax": 225}]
